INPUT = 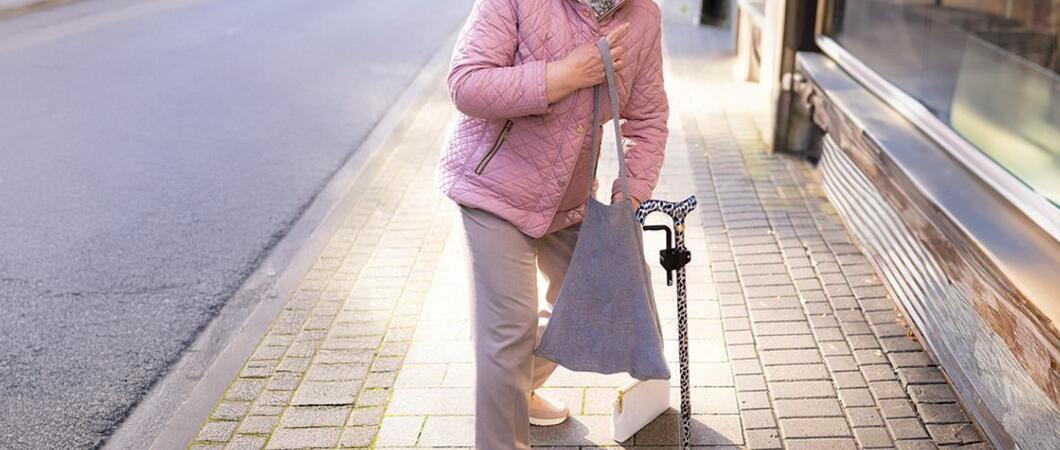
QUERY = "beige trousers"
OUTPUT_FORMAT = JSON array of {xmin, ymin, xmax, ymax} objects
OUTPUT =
[{"xmin": 460, "ymin": 206, "xmax": 580, "ymax": 450}]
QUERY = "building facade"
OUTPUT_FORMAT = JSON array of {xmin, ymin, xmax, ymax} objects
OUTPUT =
[{"xmin": 732, "ymin": 0, "xmax": 1060, "ymax": 447}]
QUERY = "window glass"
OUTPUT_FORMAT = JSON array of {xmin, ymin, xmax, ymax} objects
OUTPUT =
[{"xmin": 829, "ymin": 0, "xmax": 1059, "ymax": 207}]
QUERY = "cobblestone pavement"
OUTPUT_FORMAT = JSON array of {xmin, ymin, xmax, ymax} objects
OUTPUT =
[{"xmin": 188, "ymin": 8, "xmax": 991, "ymax": 450}]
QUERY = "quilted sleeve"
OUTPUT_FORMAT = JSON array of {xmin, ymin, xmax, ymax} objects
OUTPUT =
[
  {"xmin": 447, "ymin": 0, "xmax": 551, "ymax": 120},
  {"xmin": 611, "ymin": 12, "xmax": 668, "ymax": 205}
]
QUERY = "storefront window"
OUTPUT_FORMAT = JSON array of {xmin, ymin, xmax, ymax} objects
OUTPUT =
[{"xmin": 827, "ymin": 0, "xmax": 1059, "ymax": 207}]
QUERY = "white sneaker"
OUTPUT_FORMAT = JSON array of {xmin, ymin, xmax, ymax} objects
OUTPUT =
[{"xmin": 529, "ymin": 391, "xmax": 570, "ymax": 426}]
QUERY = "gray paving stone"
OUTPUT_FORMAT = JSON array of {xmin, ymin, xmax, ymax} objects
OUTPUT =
[
  {"xmin": 732, "ymin": 358, "xmax": 763, "ymax": 375},
  {"xmin": 925, "ymin": 422, "xmax": 981, "ymax": 445},
  {"xmin": 859, "ymin": 298, "xmax": 895, "ymax": 312},
  {"xmin": 888, "ymin": 351, "xmax": 935, "ymax": 368},
  {"xmin": 291, "ymin": 381, "xmax": 360, "ymax": 406},
  {"xmin": 860, "ymin": 364, "xmax": 897, "ymax": 382},
  {"xmin": 226, "ymin": 379, "xmax": 268, "ymax": 402},
  {"xmin": 279, "ymin": 406, "xmax": 349, "ymax": 428},
  {"xmin": 838, "ymin": 388, "xmax": 875, "ymax": 407},
  {"xmin": 266, "ymin": 427, "xmax": 341, "ymax": 449},
  {"xmin": 807, "ymin": 314, "xmax": 840, "ymax": 329},
  {"xmin": 887, "ymin": 418, "xmax": 930, "ymax": 440},
  {"xmin": 831, "ymin": 371, "xmax": 867, "ymax": 389},
  {"xmin": 871, "ymin": 323, "xmax": 909, "ymax": 339},
  {"xmin": 337, "ymin": 426, "xmax": 377, "ymax": 447},
  {"xmin": 824, "ymin": 356, "xmax": 858, "ymax": 372},
  {"xmin": 770, "ymin": 381, "xmax": 836, "ymax": 399},
  {"xmin": 197, "ymin": 421, "xmax": 238, "ymax": 442},
  {"xmin": 778, "ymin": 417, "xmax": 851, "ymax": 438},
  {"xmin": 853, "ymin": 426, "xmax": 893, "ymax": 448},
  {"xmin": 846, "ymin": 406, "xmax": 884, "ymax": 427},
  {"xmin": 372, "ymin": 355, "xmax": 407, "ymax": 371},
  {"xmin": 240, "ymin": 365, "xmax": 276, "ymax": 379},
  {"xmin": 741, "ymin": 273, "xmax": 791, "ymax": 286},
  {"xmin": 314, "ymin": 349, "xmax": 374, "ymax": 364},
  {"xmin": 853, "ymin": 286, "xmax": 889, "ymax": 299},
  {"xmin": 744, "ymin": 428, "xmax": 781, "ymax": 449},
  {"xmin": 305, "ymin": 363, "xmax": 368, "ymax": 382},
  {"xmin": 868, "ymin": 380, "xmax": 907, "ymax": 400},
  {"xmin": 764, "ymin": 364, "xmax": 829, "ymax": 381},
  {"xmin": 812, "ymin": 327, "xmax": 847, "ymax": 342},
  {"xmin": 257, "ymin": 390, "xmax": 297, "ymax": 407},
  {"xmin": 248, "ymin": 404, "xmax": 284, "ymax": 417},
  {"xmin": 344, "ymin": 406, "xmax": 385, "ymax": 427},
  {"xmin": 908, "ymin": 384, "xmax": 958, "ymax": 404},
  {"xmin": 738, "ymin": 391, "xmax": 773, "ymax": 410},
  {"xmin": 756, "ymin": 334, "xmax": 817, "ymax": 350},
  {"xmin": 760, "ymin": 349, "xmax": 821, "ymax": 366},
  {"xmin": 878, "ymin": 336, "xmax": 921, "ymax": 353},
  {"xmin": 224, "ymin": 435, "xmax": 267, "ymax": 450},
  {"xmin": 824, "ymin": 285, "xmax": 854, "ymax": 298},
  {"xmin": 267, "ymin": 373, "xmax": 303, "ymax": 392},
  {"xmin": 819, "ymin": 341, "xmax": 852, "ymax": 357},
  {"xmin": 896, "ymin": 367, "xmax": 946, "ymax": 386},
  {"xmin": 321, "ymin": 335, "xmax": 382, "ymax": 351},
  {"xmin": 419, "ymin": 415, "xmax": 474, "ymax": 446},
  {"xmin": 746, "ymin": 283, "xmax": 797, "ymax": 298},
  {"xmin": 363, "ymin": 371, "xmax": 397, "ymax": 389},
  {"xmin": 238, "ymin": 415, "xmax": 279, "ymax": 434},
  {"xmin": 728, "ymin": 343, "xmax": 758, "ymax": 360},
  {"xmin": 773, "ymin": 399, "xmax": 843, "ymax": 418},
  {"xmin": 252, "ymin": 346, "xmax": 287, "ymax": 361},
  {"xmin": 374, "ymin": 416, "xmax": 423, "ymax": 447},
  {"xmin": 784, "ymin": 437, "xmax": 857, "ymax": 449},
  {"xmin": 852, "ymin": 349, "xmax": 888, "ymax": 365},
  {"xmin": 878, "ymin": 399, "xmax": 918, "ymax": 419},
  {"xmin": 833, "ymin": 310, "xmax": 865, "ymax": 323},
  {"xmin": 892, "ymin": 438, "xmax": 937, "ymax": 450},
  {"xmin": 742, "ymin": 409, "xmax": 778, "ymax": 429},
  {"xmin": 276, "ymin": 357, "xmax": 311, "ymax": 373},
  {"xmin": 212, "ymin": 402, "xmax": 251, "ymax": 421},
  {"xmin": 916, "ymin": 402, "xmax": 969, "ymax": 424},
  {"xmin": 387, "ymin": 388, "xmax": 472, "ymax": 415},
  {"xmin": 846, "ymin": 335, "xmax": 881, "ymax": 350},
  {"xmin": 751, "ymin": 322, "xmax": 811, "ymax": 336},
  {"xmin": 838, "ymin": 321, "xmax": 873, "ymax": 336},
  {"xmin": 735, "ymin": 374, "xmax": 767, "ymax": 392}
]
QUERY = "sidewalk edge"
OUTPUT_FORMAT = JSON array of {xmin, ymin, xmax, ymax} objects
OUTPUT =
[
  {"xmin": 0, "ymin": 0, "xmax": 75, "ymax": 20},
  {"xmin": 102, "ymin": 33, "xmax": 456, "ymax": 450}
]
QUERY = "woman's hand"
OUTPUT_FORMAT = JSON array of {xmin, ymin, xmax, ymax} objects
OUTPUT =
[{"xmin": 545, "ymin": 23, "xmax": 631, "ymax": 104}]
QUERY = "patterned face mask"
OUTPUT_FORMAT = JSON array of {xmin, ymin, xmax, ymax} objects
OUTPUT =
[{"xmin": 580, "ymin": 0, "xmax": 620, "ymax": 20}]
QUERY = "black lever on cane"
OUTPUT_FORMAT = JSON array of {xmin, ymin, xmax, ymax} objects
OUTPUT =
[{"xmin": 637, "ymin": 196, "xmax": 696, "ymax": 285}]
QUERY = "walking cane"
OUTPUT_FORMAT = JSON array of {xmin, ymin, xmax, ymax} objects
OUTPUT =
[{"xmin": 637, "ymin": 196, "xmax": 697, "ymax": 450}]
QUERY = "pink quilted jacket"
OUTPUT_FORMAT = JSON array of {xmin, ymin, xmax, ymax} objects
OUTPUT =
[{"xmin": 437, "ymin": 0, "xmax": 668, "ymax": 238}]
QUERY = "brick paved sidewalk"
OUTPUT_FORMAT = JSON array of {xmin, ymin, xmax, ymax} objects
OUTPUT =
[{"xmin": 188, "ymin": 8, "xmax": 990, "ymax": 450}]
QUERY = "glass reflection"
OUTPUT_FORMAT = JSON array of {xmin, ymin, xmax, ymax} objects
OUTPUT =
[{"xmin": 830, "ymin": 0, "xmax": 1059, "ymax": 206}]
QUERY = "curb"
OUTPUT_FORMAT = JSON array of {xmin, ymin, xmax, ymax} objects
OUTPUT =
[
  {"xmin": 0, "ymin": 0, "xmax": 75, "ymax": 19},
  {"xmin": 101, "ymin": 32, "xmax": 457, "ymax": 450}
]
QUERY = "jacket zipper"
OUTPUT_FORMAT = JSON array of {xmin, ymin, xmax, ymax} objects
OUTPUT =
[{"xmin": 474, "ymin": 120, "xmax": 513, "ymax": 175}]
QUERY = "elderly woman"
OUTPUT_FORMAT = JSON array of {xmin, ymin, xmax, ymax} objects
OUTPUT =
[{"xmin": 436, "ymin": 0, "xmax": 668, "ymax": 448}]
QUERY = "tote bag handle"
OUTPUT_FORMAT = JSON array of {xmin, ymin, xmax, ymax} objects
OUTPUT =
[{"xmin": 588, "ymin": 38, "xmax": 630, "ymax": 202}]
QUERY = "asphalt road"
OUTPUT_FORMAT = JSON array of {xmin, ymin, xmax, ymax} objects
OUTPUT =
[{"xmin": 0, "ymin": 0, "xmax": 473, "ymax": 448}]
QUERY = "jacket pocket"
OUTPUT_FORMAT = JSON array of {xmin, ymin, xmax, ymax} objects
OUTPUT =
[{"xmin": 474, "ymin": 120, "xmax": 513, "ymax": 175}]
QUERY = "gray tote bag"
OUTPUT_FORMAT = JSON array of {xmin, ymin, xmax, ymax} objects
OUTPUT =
[{"xmin": 534, "ymin": 38, "xmax": 670, "ymax": 381}]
